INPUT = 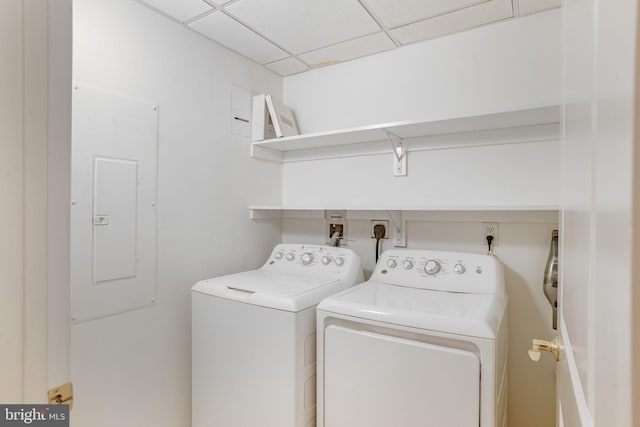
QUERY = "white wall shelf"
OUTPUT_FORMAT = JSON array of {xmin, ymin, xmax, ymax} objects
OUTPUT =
[
  {"xmin": 250, "ymin": 104, "xmax": 561, "ymax": 162},
  {"xmin": 249, "ymin": 205, "xmax": 559, "ymax": 224}
]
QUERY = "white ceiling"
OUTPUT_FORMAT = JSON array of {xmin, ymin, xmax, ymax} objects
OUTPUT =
[{"xmin": 136, "ymin": 0, "xmax": 560, "ymax": 77}]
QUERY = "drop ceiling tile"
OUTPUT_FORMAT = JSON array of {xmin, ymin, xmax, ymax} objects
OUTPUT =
[
  {"xmin": 517, "ymin": 0, "xmax": 561, "ymax": 16},
  {"xmin": 265, "ymin": 58, "xmax": 310, "ymax": 76},
  {"xmin": 138, "ymin": 0, "xmax": 214, "ymax": 22},
  {"xmin": 391, "ymin": 0, "xmax": 512, "ymax": 44},
  {"xmin": 362, "ymin": 0, "xmax": 486, "ymax": 28},
  {"xmin": 225, "ymin": 0, "xmax": 381, "ymax": 54},
  {"xmin": 189, "ymin": 11, "xmax": 289, "ymax": 64},
  {"xmin": 299, "ymin": 32, "xmax": 396, "ymax": 68}
]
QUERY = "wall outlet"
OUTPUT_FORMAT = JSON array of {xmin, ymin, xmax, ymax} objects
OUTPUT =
[
  {"xmin": 325, "ymin": 210, "xmax": 347, "ymax": 246},
  {"xmin": 484, "ymin": 222, "xmax": 499, "ymax": 247},
  {"xmin": 371, "ymin": 220, "xmax": 389, "ymax": 239},
  {"xmin": 329, "ymin": 223, "xmax": 344, "ymax": 239}
]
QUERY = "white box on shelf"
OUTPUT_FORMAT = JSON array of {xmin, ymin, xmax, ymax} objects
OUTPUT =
[{"xmin": 251, "ymin": 94, "xmax": 276, "ymax": 142}]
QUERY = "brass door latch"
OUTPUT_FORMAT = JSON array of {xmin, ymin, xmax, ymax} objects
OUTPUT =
[
  {"xmin": 528, "ymin": 337, "xmax": 562, "ymax": 362},
  {"xmin": 48, "ymin": 382, "xmax": 73, "ymax": 409}
]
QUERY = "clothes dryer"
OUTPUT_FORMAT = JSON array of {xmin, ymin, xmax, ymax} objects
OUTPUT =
[
  {"xmin": 192, "ymin": 244, "xmax": 363, "ymax": 427},
  {"xmin": 317, "ymin": 249, "xmax": 508, "ymax": 427}
]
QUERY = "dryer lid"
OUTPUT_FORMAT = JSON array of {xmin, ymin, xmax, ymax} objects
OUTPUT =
[
  {"xmin": 192, "ymin": 269, "xmax": 348, "ymax": 312},
  {"xmin": 317, "ymin": 281, "xmax": 507, "ymax": 339}
]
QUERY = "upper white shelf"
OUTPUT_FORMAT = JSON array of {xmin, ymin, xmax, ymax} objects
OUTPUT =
[{"xmin": 251, "ymin": 104, "xmax": 561, "ymax": 162}]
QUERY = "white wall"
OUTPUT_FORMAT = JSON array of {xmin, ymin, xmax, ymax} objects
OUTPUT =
[
  {"xmin": 71, "ymin": 1, "xmax": 282, "ymax": 426},
  {"xmin": 281, "ymin": 9, "xmax": 562, "ymax": 210},
  {"xmin": 281, "ymin": 140, "xmax": 561, "ymax": 209},
  {"xmin": 281, "ymin": 8, "xmax": 562, "ymax": 427},
  {"xmin": 284, "ymin": 9, "xmax": 561, "ymax": 133}
]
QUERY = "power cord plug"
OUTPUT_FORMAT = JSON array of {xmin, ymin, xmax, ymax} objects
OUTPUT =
[
  {"xmin": 374, "ymin": 224, "xmax": 386, "ymax": 263},
  {"xmin": 486, "ymin": 235, "xmax": 494, "ymax": 254},
  {"xmin": 373, "ymin": 224, "xmax": 386, "ymax": 239}
]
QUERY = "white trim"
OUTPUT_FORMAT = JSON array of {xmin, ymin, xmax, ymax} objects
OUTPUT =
[{"xmin": 559, "ymin": 318, "xmax": 594, "ymax": 427}]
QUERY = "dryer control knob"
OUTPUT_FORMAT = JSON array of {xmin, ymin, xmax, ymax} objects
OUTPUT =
[
  {"xmin": 274, "ymin": 252, "xmax": 284, "ymax": 260},
  {"xmin": 335, "ymin": 257, "xmax": 344, "ymax": 266},
  {"xmin": 453, "ymin": 263, "xmax": 466, "ymax": 274},
  {"xmin": 387, "ymin": 259, "xmax": 397, "ymax": 268},
  {"xmin": 301, "ymin": 252, "xmax": 313, "ymax": 265},
  {"xmin": 424, "ymin": 260, "xmax": 441, "ymax": 275},
  {"xmin": 403, "ymin": 260, "xmax": 414, "ymax": 270},
  {"xmin": 321, "ymin": 255, "xmax": 331, "ymax": 265},
  {"xmin": 286, "ymin": 253, "xmax": 295, "ymax": 261}
]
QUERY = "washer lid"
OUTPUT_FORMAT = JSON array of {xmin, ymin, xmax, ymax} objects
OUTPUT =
[
  {"xmin": 192, "ymin": 269, "xmax": 349, "ymax": 312},
  {"xmin": 317, "ymin": 281, "xmax": 507, "ymax": 339}
]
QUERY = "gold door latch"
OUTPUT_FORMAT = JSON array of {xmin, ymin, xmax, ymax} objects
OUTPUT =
[
  {"xmin": 48, "ymin": 382, "xmax": 73, "ymax": 410},
  {"xmin": 528, "ymin": 337, "xmax": 562, "ymax": 362}
]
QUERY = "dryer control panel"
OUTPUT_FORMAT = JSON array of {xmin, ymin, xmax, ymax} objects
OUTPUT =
[{"xmin": 372, "ymin": 250, "xmax": 505, "ymax": 296}]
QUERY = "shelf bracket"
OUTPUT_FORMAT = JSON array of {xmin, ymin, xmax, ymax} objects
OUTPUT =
[
  {"xmin": 381, "ymin": 129, "xmax": 407, "ymax": 176},
  {"xmin": 381, "ymin": 128, "xmax": 404, "ymax": 161},
  {"xmin": 387, "ymin": 210, "xmax": 406, "ymax": 247}
]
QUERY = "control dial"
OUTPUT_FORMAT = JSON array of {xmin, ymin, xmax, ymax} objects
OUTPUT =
[
  {"xmin": 403, "ymin": 260, "xmax": 413, "ymax": 270},
  {"xmin": 274, "ymin": 252, "xmax": 284, "ymax": 260},
  {"xmin": 387, "ymin": 259, "xmax": 397, "ymax": 268},
  {"xmin": 301, "ymin": 252, "xmax": 313, "ymax": 265},
  {"xmin": 424, "ymin": 259, "xmax": 441, "ymax": 275},
  {"xmin": 453, "ymin": 263, "xmax": 466, "ymax": 274},
  {"xmin": 321, "ymin": 256, "xmax": 331, "ymax": 265},
  {"xmin": 285, "ymin": 253, "xmax": 295, "ymax": 261},
  {"xmin": 335, "ymin": 257, "xmax": 344, "ymax": 266}
]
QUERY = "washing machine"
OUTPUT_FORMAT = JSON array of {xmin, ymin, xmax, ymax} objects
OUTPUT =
[
  {"xmin": 316, "ymin": 249, "xmax": 508, "ymax": 427},
  {"xmin": 192, "ymin": 244, "xmax": 363, "ymax": 427}
]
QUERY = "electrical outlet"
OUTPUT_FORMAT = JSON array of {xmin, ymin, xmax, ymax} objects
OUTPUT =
[
  {"xmin": 371, "ymin": 220, "xmax": 389, "ymax": 239},
  {"xmin": 329, "ymin": 223, "xmax": 344, "ymax": 239},
  {"xmin": 326, "ymin": 210, "xmax": 347, "ymax": 245},
  {"xmin": 484, "ymin": 222, "xmax": 499, "ymax": 247}
]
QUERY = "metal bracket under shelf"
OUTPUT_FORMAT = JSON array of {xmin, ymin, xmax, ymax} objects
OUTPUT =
[{"xmin": 381, "ymin": 128, "xmax": 407, "ymax": 176}]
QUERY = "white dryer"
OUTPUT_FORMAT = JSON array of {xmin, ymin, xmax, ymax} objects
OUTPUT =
[
  {"xmin": 192, "ymin": 244, "xmax": 363, "ymax": 427},
  {"xmin": 317, "ymin": 249, "xmax": 508, "ymax": 427}
]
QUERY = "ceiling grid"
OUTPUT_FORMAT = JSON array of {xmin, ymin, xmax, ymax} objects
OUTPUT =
[{"xmin": 135, "ymin": 0, "xmax": 560, "ymax": 76}]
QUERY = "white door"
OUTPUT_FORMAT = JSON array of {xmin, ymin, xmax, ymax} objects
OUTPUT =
[
  {"xmin": 48, "ymin": 0, "xmax": 74, "ymax": 403},
  {"xmin": 558, "ymin": 0, "xmax": 638, "ymax": 426},
  {"xmin": 0, "ymin": 0, "xmax": 73, "ymax": 406}
]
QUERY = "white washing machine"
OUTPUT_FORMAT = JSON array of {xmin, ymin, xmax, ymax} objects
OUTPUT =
[
  {"xmin": 192, "ymin": 244, "xmax": 363, "ymax": 427},
  {"xmin": 316, "ymin": 249, "xmax": 508, "ymax": 427}
]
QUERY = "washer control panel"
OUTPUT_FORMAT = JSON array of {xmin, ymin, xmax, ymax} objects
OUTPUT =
[
  {"xmin": 372, "ymin": 249, "xmax": 504, "ymax": 295},
  {"xmin": 265, "ymin": 244, "xmax": 362, "ymax": 281}
]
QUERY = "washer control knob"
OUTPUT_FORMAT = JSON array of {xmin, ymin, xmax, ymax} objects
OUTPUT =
[
  {"xmin": 424, "ymin": 260, "xmax": 441, "ymax": 275},
  {"xmin": 453, "ymin": 263, "xmax": 466, "ymax": 274},
  {"xmin": 403, "ymin": 260, "xmax": 414, "ymax": 270},
  {"xmin": 286, "ymin": 253, "xmax": 295, "ymax": 261},
  {"xmin": 321, "ymin": 255, "xmax": 331, "ymax": 265},
  {"xmin": 387, "ymin": 259, "xmax": 397, "ymax": 268},
  {"xmin": 335, "ymin": 257, "xmax": 344, "ymax": 266},
  {"xmin": 301, "ymin": 252, "xmax": 313, "ymax": 265},
  {"xmin": 274, "ymin": 252, "xmax": 284, "ymax": 260}
]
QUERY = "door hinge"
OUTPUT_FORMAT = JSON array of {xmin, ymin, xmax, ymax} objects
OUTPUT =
[{"xmin": 48, "ymin": 382, "xmax": 73, "ymax": 410}]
